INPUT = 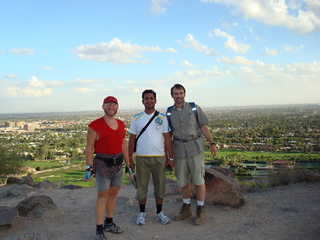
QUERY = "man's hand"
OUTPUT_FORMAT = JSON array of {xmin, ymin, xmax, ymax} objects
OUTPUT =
[
  {"xmin": 167, "ymin": 159, "xmax": 175, "ymax": 171},
  {"xmin": 210, "ymin": 145, "xmax": 217, "ymax": 158}
]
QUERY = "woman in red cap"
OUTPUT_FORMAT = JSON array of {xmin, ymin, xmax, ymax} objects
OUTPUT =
[{"xmin": 85, "ymin": 96, "xmax": 132, "ymax": 240}]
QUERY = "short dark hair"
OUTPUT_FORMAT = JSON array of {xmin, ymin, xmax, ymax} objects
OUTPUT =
[
  {"xmin": 142, "ymin": 89, "xmax": 156, "ymax": 99},
  {"xmin": 170, "ymin": 84, "xmax": 186, "ymax": 96}
]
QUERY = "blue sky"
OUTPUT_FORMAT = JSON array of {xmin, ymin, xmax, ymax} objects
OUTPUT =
[{"xmin": 1, "ymin": 0, "xmax": 319, "ymax": 114}]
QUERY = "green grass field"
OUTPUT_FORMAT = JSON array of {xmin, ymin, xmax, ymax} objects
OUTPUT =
[
  {"xmin": 23, "ymin": 150, "xmax": 319, "ymax": 188},
  {"xmin": 205, "ymin": 149, "xmax": 320, "ymax": 161}
]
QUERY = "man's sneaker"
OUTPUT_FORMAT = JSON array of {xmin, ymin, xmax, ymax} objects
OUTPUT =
[
  {"xmin": 103, "ymin": 222, "xmax": 123, "ymax": 234},
  {"xmin": 95, "ymin": 231, "xmax": 106, "ymax": 240},
  {"xmin": 136, "ymin": 212, "xmax": 146, "ymax": 225},
  {"xmin": 156, "ymin": 211, "xmax": 170, "ymax": 224},
  {"xmin": 194, "ymin": 205, "xmax": 206, "ymax": 225},
  {"xmin": 174, "ymin": 203, "xmax": 192, "ymax": 220}
]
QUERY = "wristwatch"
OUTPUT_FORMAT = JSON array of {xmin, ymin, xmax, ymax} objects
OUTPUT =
[
  {"xmin": 210, "ymin": 142, "xmax": 216, "ymax": 146},
  {"xmin": 169, "ymin": 158, "xmax": 174, "ymax": 161},
  {"xmin": 86, "ymin": 164, "xmax": 92, "ymax": 170}
]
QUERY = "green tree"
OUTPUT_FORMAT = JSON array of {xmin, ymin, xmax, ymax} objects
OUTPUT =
[{"xmin": 0, "ymin": 145, "xmax": 23, "ymax": 179}]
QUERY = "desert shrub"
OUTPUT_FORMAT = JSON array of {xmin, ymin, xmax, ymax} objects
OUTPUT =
[
  {"xmin": 35, "ymin": 166, "xmax": 44, "ymax": 171},
  {"xmin": 268, "ymin": 166, "xmax": 307, "ymax": 187},
  {"xmin": 238, "ymin": 180, "xmax": 269, "ymax": 190}
]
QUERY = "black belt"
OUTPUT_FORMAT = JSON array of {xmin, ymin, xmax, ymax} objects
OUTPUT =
[
  {"xmin": 174, "ymin": 136, "xmax": 200, "ymax": 143},
  {"xmin": 95, "ymin": 154, "xmax": 123, "ymax": 166}
]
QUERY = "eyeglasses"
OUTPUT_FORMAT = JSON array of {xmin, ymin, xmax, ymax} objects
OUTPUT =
[{"xmin": 104, "ymin": 102, "xmax": 118, "ymax": 107}]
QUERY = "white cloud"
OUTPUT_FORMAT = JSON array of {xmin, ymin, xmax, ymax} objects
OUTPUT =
[
  {"xmin": 74, "ymin": 78, "xmax": 97, "ymax": 83},
  {"xmin": 149, "ymin": 0, "xmax": 170, "ymax": 15},
  {"xmin": 74, "ymin": 87, "xmax": 93, "ymax": 93},
  {"xmin": 26, "ymin": 76, "xmax": 63, "ymax": 88},
  {"xmin": 171, "ymin": 67, "xmax": 221, "ymax": 85},
  {"xmin": 171, "ymin": 59, "xmax": 320, "ymax": 86},
  {"xmin": 217, "ymin": 56, "xmax": 253, "ymax": 65},
  {"xmin": 305, "ymin": 0, "xmax": 320, "ymax": 16},
  {"xmin": 213, "ymin": 29, "xmax": 251, "ymax": 54},
  {"xmin": 166, "ymin": 47, "xmax": 177, "ymax": 53},
  {"xmin": 71, "ymin": 38, "xmax": 173, "ymax": 64},
  {"xmin": 22, "ymin": 88, "xmax": 52, "ymax": 97},
  {"xmin": 43, "ymin": 66, "xmax": 52, "ymax": 70},
  {"xmin": 283, "ymin": 44, "xmax": 305, "ymax": 52},
  {"xmin": 178, "ymin": 34, "xmax": 219, "ymax": 56},
  {"xmin": 2, "ymin": 76, "xmax": 64, "ymax": 98},
  {"xmin": 47, "ymin": 81, "xmax": 64, "ymax": 87},
  {"xmin": 29, "ymin": 76, "xmax": 46, "ymax": 87},
  {"xmin": 263, "ymin": 47, "xmax": 280, "ymax": 56},
  {"xmin": 5, "ymin": 86, "xmax": 52, "ymax": 97},
  {"xmin": 201, "ymin": 0, "xmax": 320, "ymax": 34},
  {"xmin": 10, "ymin": 48, "xmax": 35, "ymax": 55},
  {"xmin": 5, "ymin": 75, "xmax": 18, "ymax": 79},
  {"xmin": 180, "ymin": 60, "xmax": 194, "ymax": 67}
]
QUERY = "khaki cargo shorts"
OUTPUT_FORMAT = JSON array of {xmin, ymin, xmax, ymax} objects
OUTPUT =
[{"xmin": 174, "ymin": 152, "xmax": 205, "ymax": 187}]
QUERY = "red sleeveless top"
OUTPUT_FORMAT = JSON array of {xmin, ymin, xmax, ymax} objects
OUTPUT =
[{"xmin": 88, "ymin": 117, "xmax": 126, "ymax": 155}]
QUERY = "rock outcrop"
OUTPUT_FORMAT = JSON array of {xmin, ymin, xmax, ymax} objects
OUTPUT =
[
  {"xmin": 0, "ymin": 206, "xmax": 18, "ymax": 230},
  {"xmin": 16, "ymin": 195, "xmax": 64, "ymax": 218},
  {"xmin": 192, "ymin": 166, "xmax": 245, "ymax": 207}
]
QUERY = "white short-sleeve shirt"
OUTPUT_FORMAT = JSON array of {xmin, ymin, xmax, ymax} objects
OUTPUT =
[{"xmin": 129, "ymin": 111, "xmax": 169, "ymax": 156}]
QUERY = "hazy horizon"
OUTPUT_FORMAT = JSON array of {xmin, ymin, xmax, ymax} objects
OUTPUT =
[{"xmin": 1, "ymin": 103, "xmax": 319, "ymax": 116}]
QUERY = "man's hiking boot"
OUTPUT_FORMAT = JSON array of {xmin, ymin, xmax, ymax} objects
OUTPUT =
[
  {"xmin": 103, "ymin": 222, "xmax": 123, "ymax": 234},
  {"xmin": 174, "ymin": 203, "xmax": 191, "ymax": 220},
  {"xmin": 95, "ymin": 230, "xmax": 106, "ymax": 240},
  {"xmin": 194, "ymin": 205, "xmax": 206, "ymax": 225}
]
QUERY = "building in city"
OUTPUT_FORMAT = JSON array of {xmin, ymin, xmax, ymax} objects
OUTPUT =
[{"xmin": 24, "ymin": 124, "xmax": 35, "ymax": 132}]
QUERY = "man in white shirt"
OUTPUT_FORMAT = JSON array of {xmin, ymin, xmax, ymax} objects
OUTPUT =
[{"xmin": 128, "ymin": 89, "xmax": 174, "ymax": 226}]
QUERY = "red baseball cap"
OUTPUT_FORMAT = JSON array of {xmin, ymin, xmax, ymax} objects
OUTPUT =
[{"xmin": 103, "ymin": 96, "xmax": 118, "ymax": 104}]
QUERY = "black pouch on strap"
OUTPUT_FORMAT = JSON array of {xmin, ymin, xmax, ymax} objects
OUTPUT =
[{"xmin": 95, "ymin": 154, "xmax": 123, "ymax": 166}]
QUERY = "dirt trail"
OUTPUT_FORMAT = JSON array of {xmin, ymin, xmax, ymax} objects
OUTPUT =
[{"xmin": 0, "ymin": 182, "xmax": 320, "ymax": 240}]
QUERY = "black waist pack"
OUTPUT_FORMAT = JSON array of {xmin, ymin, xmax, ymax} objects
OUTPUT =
[{"xmin": 95, "ymin": 154, "xmax": 123, "ymax": 166}]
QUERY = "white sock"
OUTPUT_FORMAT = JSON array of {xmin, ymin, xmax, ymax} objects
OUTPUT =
[
  {"xmin": 183, "ymin": 199, "xmax": 191, "ymax": 204},
  {"xmin": 197, "ymin": 201, "xmax": 204, "ymax": 206}
]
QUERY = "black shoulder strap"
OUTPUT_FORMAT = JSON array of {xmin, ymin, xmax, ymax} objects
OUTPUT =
[{"xmin": 135, "ymin": 110, "xmax": 159, "ymax": 143}]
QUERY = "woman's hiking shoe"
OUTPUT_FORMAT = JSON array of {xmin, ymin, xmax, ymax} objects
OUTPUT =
[
  {"xmin": 136, "ymin": 212, "xmax": 146, "ymax": 225},
  {"xmin": 95, "ymin": 230, "xmax": 106, "ymax": 240},
  {"xmin": 194, "ymin": 205, "xmax": 206, "ymax": 225},
  {"xmin": 103, "ymin": 222, "xmax": 123, "ymax": 234},
  {"xmin": 156, "ymin": 211, "xmax": 170, "ymax": 224},
  {"xmin": 174, "ymin": 203, "xmax": 191, "ymax": 220}
]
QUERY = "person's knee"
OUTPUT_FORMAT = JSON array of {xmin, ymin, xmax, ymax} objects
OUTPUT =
[
  {"xmin": 97, "ymin": 193, "xmax": 107, "ymax": 205},
  {"xmin": 108, "ymin": 187, "xmax": 120, "ymax": 199}
]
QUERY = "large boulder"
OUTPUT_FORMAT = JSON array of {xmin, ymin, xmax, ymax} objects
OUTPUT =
[
  {"xmin": 6, "ymin": 177, "xmax": 22, "ymax": 185},
  {"xmin": 192, "ymin": 166, "xmax": 245, "ymax": 207},
  {"xmin": 20, "ymin": 175, "xmax": 36, "ymax": 187},
  {"xmin": 0, "ymin": 206, "xmax": 19, "ymax": 230},
  {"xmin": 15, "ymin": 195, "xmax": 64, "ymax": 218},
  {"xmin": 7, "ymin": 184, "xmax": 36, "ymax": 197},
  {"xmin": 36, "ymin": 180, "xmax": 58, "ymax": 190}
]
